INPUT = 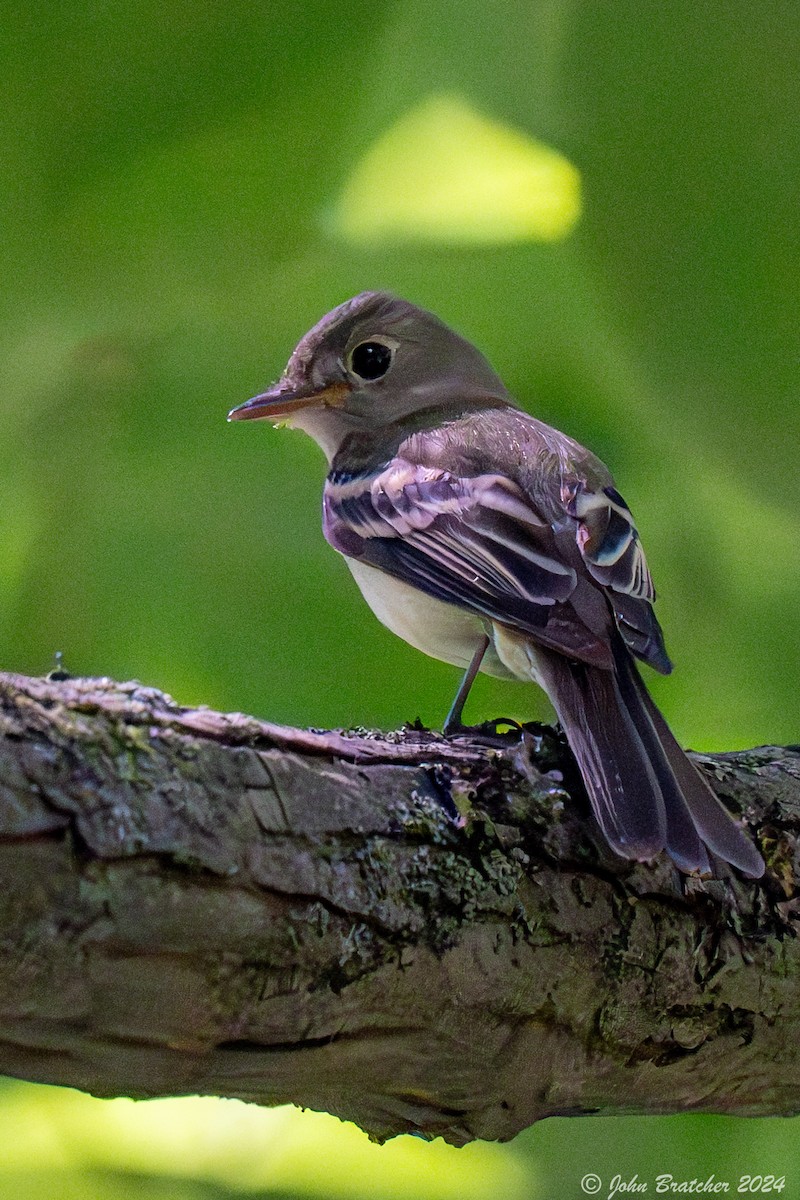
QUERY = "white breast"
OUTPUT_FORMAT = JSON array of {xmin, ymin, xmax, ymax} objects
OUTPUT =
[{"xmin": 345, "ymin": 559, "xmax": 516, "ymax": 680}]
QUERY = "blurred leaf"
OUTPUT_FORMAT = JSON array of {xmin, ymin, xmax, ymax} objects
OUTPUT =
[{"xmin": 331, "ymin": 94, "xmax": 581, "ymax": 245}]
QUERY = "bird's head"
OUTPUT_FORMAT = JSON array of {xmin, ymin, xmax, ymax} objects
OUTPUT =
[{"xmin": 227, "ymin": 291, "xmax": 508, "ymax": 459}]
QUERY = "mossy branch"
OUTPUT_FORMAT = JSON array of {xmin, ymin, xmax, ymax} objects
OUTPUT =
[{"xmin": 0, "ymin": 671, "xmax": 798, "ymax": 1144}]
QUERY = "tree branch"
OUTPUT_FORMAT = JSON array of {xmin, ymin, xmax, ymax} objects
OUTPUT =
[{"xmin": 0, "ymin": 671, "xmax": 797, "ymax": 1144}]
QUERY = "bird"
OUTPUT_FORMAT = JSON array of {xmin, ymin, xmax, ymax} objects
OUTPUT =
[{"xmin": 228, "ymin": 291, "xmax": 764, "ymax": 878}]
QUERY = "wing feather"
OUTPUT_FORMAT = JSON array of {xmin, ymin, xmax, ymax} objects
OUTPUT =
[
  {"xmin": 324, "ymin": 447, "xmax": 670, "ymax": 673},
  {"xmin": 324, "ymin": 459, "xmax": 616, "ymax": 665},
  {"xmin": 566, "ymin": 481, "xmax": 655, "ymax": 602}
]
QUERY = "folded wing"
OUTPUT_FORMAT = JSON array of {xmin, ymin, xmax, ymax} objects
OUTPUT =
[{"xmin": 324, "ymin": 455, "xmax": 667, "ymax": 670}]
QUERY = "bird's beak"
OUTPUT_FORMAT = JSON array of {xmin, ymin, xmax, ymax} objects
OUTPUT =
[{"xmin": 227, "ymin": 380, "xmax": 350, "ymax": 421}]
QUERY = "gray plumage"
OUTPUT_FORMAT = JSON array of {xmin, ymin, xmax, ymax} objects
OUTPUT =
[{"xmin": 229, "ymin": 291, "xmax": 764, "ymax": 878}]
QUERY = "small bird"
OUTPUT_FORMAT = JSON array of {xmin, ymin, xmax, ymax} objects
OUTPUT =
[{"xmin": 229, "ymin": 292, "xmax": 763, "ymax": 878}]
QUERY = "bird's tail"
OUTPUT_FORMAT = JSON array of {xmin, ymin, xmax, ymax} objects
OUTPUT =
[{"xmin": 535, "ymin": 643, "xmax": 764, "ymax": 877}]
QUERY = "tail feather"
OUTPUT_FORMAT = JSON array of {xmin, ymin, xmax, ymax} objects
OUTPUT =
[
  {"xmin": 613, "ymin": 649, "xmax": 711, "ymax": 875},
  {"xmin": 634, "ymin": 675, "xmax": 765, "ymax": 878},
  {"xmin": 535, "ymin": 643, "xmax": 764, "ymax": 878},
  {"xmin": 535, "ymin": 650, "xmax": 667, "ymax": 861}
]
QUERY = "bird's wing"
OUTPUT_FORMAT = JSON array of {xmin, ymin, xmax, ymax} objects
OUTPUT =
[
  {"xmin": 562, "ymin": 479, "xmax": 654, "ymax": 601},
  {"xmin": 560, "ymin": 478, "xmax": 671, "ymax": 673},
  {"xmin": 324, "ymin": 456, "xmax": 618, "ymax": 667}
]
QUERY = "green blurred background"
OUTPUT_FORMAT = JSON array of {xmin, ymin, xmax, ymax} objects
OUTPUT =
[{"xmin": 1, "ymin": 1, "xmax": 798, "ymax": 1197}]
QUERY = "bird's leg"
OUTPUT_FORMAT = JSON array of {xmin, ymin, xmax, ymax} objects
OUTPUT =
[
  {"xmin": 443, "ymin": 635, "xmax": 489, "ymax": 734},
  {"xmin": 443, "ymin": 635, "xmax": 522, "ymax": 739}
]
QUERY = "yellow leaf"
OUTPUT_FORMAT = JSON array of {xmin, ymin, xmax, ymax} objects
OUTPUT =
[{"xmin": 331, "ymin": 94, "xmax": 581, "ymax": 246}]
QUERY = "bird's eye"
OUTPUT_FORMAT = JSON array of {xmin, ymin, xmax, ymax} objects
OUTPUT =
[{"xmin": 348, "ymin": 340, "xmax": 394, "ymax": 381}]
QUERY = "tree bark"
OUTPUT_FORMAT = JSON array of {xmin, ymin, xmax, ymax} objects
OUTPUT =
[{"xmin": 0, "ymin": 671, "xmax": 797, "ymax": 1145}]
